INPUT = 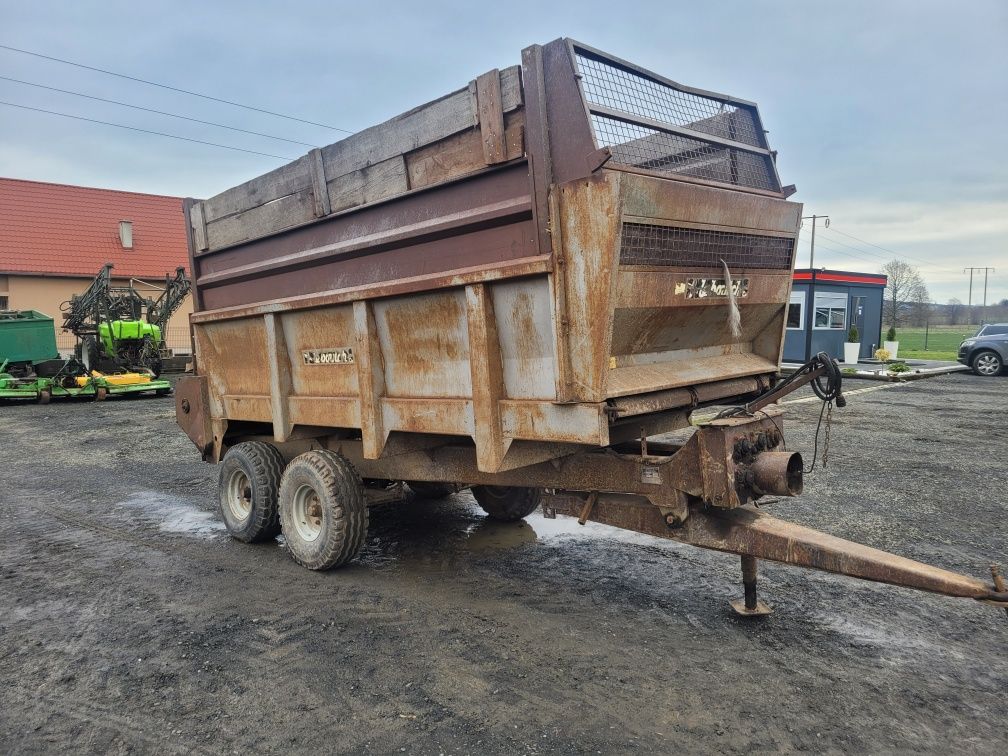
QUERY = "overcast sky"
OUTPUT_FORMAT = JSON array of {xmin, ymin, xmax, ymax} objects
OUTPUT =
[{"xmin": 2, "ymin": 0, "xmax": 1005, "ymax": 303}]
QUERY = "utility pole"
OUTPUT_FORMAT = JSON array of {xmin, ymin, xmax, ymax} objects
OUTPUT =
[
  {"xmin": 801, "ymin": 214, "xmax": 829, "ymax": 362},
  {"xmin": 964, "ymin": 267, "xmax": 995, "ymax": 324}
]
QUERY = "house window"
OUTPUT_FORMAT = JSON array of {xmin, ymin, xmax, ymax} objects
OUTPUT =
[
  {"xmin": 0, "ymin": 295, "xmax": 8, "ymax": 310},
  {"xmin": 813, "ymin": 292, "xmax": 847, "ymax": 329},
  {"xmin": 786, "ymin": 291, "xmax": 804, "ymax": 329}
]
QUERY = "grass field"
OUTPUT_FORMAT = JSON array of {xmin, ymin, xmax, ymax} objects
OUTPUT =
[{"xmin": 889, "ymin": 325, "xmax": 978, "ymax": 360}]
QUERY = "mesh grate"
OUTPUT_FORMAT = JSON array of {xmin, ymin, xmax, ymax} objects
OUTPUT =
[
  {"xmin": 620, "ymin": 223, "xmax": 795, "ymax": 269},
  {"xmin": 592, "ymin": 115, "xmax": 778, "ymax": 192},
  {"xmin": 576, "ymin": 52, "xmax": 764, "ymax": 148}
]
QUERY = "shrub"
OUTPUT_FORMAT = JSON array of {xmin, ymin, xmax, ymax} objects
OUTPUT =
[
  {"xmin": 886, "ymin": 326, "xmax": 897, "ymax": 342},
  {"xmin": 847, "ymin": 325, "xmax": 860, "ymax": 343},
  {"xmin": 875, "ymin": 348, "xmax": 891, "ymax": 362},
  {"xmin": 888, "ymin": 361, "xmax": 909, "ymax": 374}
]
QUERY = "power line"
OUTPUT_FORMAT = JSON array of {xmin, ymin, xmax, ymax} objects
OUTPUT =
[
  {"xmin": 0, "ymin": 42, "xmax": 353, "ymax": 133},
  {"xmin": 821, "ymin": 227, "xmax": 942, "ymax": 270},
  {"xmin": 0, "ymin": 100, "xmax": 296, "ymax": 161},
  {"xmin": 827, "ymin": 227, "xmax": 905, "ymax": 257},
  {"xmin": 0, "ymin": 74, "xmax": 319, "ymax": 148},
  {"xmin": 799, "ymin": 235, "xmax": 882, "ymax": 267}
]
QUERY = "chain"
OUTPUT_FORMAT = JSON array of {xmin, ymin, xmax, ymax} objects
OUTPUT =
[{"xmin": 822, "ymin": 401, "xmax": 833, "ymax": 468}]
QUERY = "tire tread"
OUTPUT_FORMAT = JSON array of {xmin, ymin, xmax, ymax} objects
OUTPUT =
[
  {"xmin": 218, "ymin": 441, "xmax": 284, "ymax": 542},
  {"xmin": 279, "ymin": 450, "xmax": 368, "ymax": 570}
]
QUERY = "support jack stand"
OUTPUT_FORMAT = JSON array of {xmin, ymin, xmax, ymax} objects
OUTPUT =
[{"xmin": 730, "ymin": 555, "xmax": 772, "ymax": 617}]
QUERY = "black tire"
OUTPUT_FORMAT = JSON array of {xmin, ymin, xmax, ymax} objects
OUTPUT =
[
  {"xmin": 406, "ymin": 481, "xmax": 459, "ymax": 499},
  {"xmin": 471, "ymin": 485, "xmax": 541, "ymax": 522},
  {"xmin": 78, "ymin": 336, "xmax": 100, "ymax": 373},
  {"xmin": 279, "ymin": 450, "xmax": 368, "ymax": 570},
  {"xmin": 218, "ymin": 441, "xmax": 285, "ymax": 543},
  {"xmin": 36, "ymin": 388, "xmax": 51, "ymax": 405},
  {"xmin": 971, "ymin": 350, "xmax": 1003, "ymax": 377}
]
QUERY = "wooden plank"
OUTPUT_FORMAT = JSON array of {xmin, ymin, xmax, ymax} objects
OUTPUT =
[
  {"xmin": 466, "ymin": 283, "xmax": 510, "ymax": 472},
  {"xmin": 202, "ymin": 154, "xmax": 312, "ymax": 223},
  {"xmin": 476, "ymin": 69, "xmax": 506, "ymax": 164},
  {"xmin": 205, "ymin": 189, "xmax": 316, "ymax": 250},
  {"xmin": 197, "ymin": 65, "xmax": 523, "ymax": 250},
  {"xmin": 406, "ymin": 110, "xmax": 525, "ymax": 190},
  {"xmin": 499, "ymin": 65, "xmax": 523, "ymax": 112},
  {"xmin": 326, "ymin": 156, "xmax": 408, "ymax": 214},
  {"xmin": 353, "ymin": 300, "xmax": 387, "ymax": 459},
  {"xmin": 264, "ymin": 313, "xmax": 294, "ymax": 441},
  {"xmin": 189, "ymin": 200, "xmax": 209, "ymax": 252},
  {"xmin": 322, "ymin": 89, "xmax": 476, "ymax": 181},
  {"xmin": 308, "ymin": 148, "xmax": 331, "ymax": 217}
]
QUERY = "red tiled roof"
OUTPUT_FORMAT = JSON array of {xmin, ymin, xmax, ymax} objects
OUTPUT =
[{"xmin": 0, "ymin": 177, "xmax": 188, "ymax": 279}]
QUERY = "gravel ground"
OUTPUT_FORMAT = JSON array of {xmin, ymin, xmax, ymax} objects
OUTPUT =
[{"xmin": 0, "ymin": 373, "xmax": 1005, "ymax": 754}]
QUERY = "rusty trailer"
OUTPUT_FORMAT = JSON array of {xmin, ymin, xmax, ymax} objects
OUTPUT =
[{"xmin": 176, "ymin": 39, "xmax": 1007, "ymax": 615}]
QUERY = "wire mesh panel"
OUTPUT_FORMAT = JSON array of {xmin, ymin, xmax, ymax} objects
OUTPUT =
[
  {"xmin": 620, "ymin": 224, "xmax": 795, "ymax": 269},
  {"xmin": 572, "ymin": 44, "xmax": 780, "ymax": 193},
  {"xmin": 592, "ymin": 116, "xmax": 779, "ymax": 192},
  {"xmin": 576, "ymin": 52, "xmax": 764, "ymax": 148}
]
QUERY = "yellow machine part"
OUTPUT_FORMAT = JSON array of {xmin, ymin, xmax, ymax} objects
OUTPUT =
[{"xmin": 75, "ymin": 371, "xmax": 151, "ymax": 387}]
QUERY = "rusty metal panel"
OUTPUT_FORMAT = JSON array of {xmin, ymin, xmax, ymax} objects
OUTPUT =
[
  {"xmin": 381, "ymin": 397, "xmax": 474, "ymax": 437},
  {"xmin": 489, "ymin": 277, "xmax": 557, "ymax": 400},
  {"xmin": 279, "ymin": 306, "xmax": 359, "ymax": 399},
  {"xmin": 287, "ymin": 397, "xmax": 360, "ymax": 430},
  {"xmin": 620, "ymin": 173, "xmax": 800, "ymax": 232},
  {"xmin": 194, "ymin": 317, "xmax": 269, "ymax": 406},
  {"xmin": 373, "ymin": 290, "xmax": 472, "ymax": 399},
  {"xmin": 175, "ymin": 375, "xmax": 211, "ymax": 456},
  {"xmin": 555, "ymin": 171, "xmax": 623, "ymax": 403}
]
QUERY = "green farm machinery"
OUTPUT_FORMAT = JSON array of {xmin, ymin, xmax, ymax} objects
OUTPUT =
[
  {"xmin": 0, "ymin": 298, "xmax": 177, "ymax": 404},
  {"xmin": 0, "ymin": 357, "xmax": 171, "ymax": 403},
  {"xmin": 0, "ymin": 310, "xmax": 63, "ymax": 378},
  {"xmin": 61, "ymin": 263, "xmax": 191, "ymax": 377}
]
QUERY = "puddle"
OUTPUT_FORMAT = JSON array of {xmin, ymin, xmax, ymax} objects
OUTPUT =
[
  {"xmin": 360, "ymin": 491, "xmax": 686, "ymax": 568},
  {"xmin": 114, "ymin": 487, "xmax": 688, "ymax": 554},
  {"xmin": 523, "ymin": 509, "xmax": 684, "ymax": 551},
  {"xmin": 463, "ymin": 519, "xmax": 538, "ymax": 550},
  {"xmin": 118, "ymin": 491, "xmax": 225, "ymax": 539}
]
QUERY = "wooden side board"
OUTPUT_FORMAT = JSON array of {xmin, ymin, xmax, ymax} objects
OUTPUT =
[{"xmin": 192, "ymin": 66, "xmax": 524, "ymax": 254}]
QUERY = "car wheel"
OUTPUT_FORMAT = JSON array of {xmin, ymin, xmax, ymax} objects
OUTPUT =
[{"xmin": 971, "ymin": 350, "xmax": 1002, "ymax": 377}]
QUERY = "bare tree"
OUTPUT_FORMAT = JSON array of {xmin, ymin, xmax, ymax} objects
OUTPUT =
[
  {"xmin": 881, "ymin": 259, "xmax": 929, "ymax": 329},
  {"xmin": 946, "ymin": 297, "xmax": 963, "ymax": 325}
]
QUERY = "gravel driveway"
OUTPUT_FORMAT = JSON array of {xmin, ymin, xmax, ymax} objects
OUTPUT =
[{"xmin": 1, "ymin": 373, "xmax": 1005, "ymax": 754}]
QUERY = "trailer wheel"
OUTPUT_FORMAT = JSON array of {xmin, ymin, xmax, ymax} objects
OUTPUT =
[
  {"xmin": 36, "ymin": 388, "xmax": 51, "ymax": 405},
  {"xmin": 279, "ymin": 450, "xmax": 368, "ymax": 570},
  {"xmin": 218, "ymin": 441, "xmax": 285, "ymax": 543},
  {"xmin": 471, "ymin": 485, "xmax": 542, "ymax": 521},
  {"xmin": 406, "ymin": 481, "xmax": 459, "ymax": 499}
]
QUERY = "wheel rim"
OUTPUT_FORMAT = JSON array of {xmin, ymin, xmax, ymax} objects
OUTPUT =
[
  {"xmin": 225, "ymin": 469, "xmax": 252, "ymax": 522},
  {"xmin": 291, "ymin": 484, "xmax": 324, "ymax": 542},
  {"xmin": 976, "ymin": 353, "xmax": 1000, "ymax": 375}
]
